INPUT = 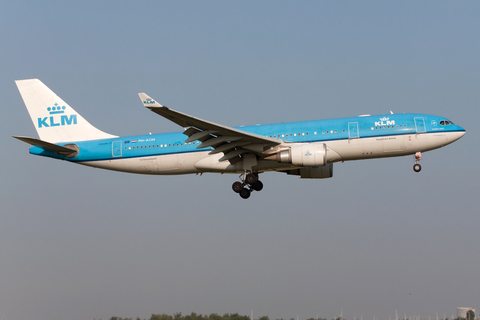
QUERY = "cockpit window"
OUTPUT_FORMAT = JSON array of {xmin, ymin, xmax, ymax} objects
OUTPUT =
[{"xmin": 440, "ymin": 120, "xmax": 454, "ymax": 126}]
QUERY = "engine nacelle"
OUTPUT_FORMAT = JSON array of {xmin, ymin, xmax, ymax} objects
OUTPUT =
[
  {"xmin": 277, "ymin": 142, "xmax": 327, "ymax": 167},
  {"xmin": 286, "ymin": 163, "xmax": 333, "ymax": 179}
]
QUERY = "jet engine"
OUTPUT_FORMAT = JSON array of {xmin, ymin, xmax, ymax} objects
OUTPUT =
[{"xmin": 276, "ymin": 142, "xmax": 327, "ymax": 167}]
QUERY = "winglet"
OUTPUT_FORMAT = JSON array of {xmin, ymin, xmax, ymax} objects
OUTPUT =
[{"xmin": 138, "ymin": 93, "xmax": 165, "ymax": 109}]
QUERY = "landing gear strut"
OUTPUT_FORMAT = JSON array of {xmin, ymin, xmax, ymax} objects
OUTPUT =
[
  {"xmin": 232, "ymin": 171, "xmax": 263, "ymax": 199},
  {"xmin": 413, "ymin": 152, "xmax": 422, "ymax": 172}
]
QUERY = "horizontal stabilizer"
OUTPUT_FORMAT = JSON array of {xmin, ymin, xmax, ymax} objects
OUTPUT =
[{"xmin": 13, "ymin": 136, "xmax": 78, "ymax": 155}]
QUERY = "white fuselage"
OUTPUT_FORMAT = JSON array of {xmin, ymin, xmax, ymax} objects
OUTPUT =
[{"xmin": 77, "ymin": 131, "xmax": 465, "ymax": 175}]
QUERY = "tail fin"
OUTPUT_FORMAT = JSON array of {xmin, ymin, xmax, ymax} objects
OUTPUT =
[{"xmin": 16, "ymin": 79, "xmax": 117, "ymax": 143}]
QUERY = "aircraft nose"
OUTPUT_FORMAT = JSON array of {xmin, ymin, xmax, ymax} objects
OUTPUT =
[{"xmin": 454, "ymin": 128, "xmax": 466, "ymax": 141}]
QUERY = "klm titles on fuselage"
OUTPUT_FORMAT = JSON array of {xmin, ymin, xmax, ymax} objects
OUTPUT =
[
  {"xmin": 375, "ymin": 117, "xmax": 395, "ymax": 127},
  {"xmin": 37, "ymin": 104, "xmax": 77, "ymax": 128}
]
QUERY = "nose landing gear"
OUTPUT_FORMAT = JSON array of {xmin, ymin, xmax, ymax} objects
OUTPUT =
[
  {"xmin": 413, "ymin": 152, "xmax": 422, "ymax": 172},
  {"xmin": 232, "ymin": 171, "xmax": 263, "ymax": 199}
]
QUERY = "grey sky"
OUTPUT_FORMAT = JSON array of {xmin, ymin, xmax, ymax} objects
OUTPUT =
[{"xmin": 1, "ymin": 1, "xmax": 479, "ymax": 320}]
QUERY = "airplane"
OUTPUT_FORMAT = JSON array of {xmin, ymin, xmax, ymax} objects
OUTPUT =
[{"xmin": 14, "ymin": 79, "xmax": 466, "ymax": 199}]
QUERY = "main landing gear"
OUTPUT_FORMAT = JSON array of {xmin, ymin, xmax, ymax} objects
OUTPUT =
[
  {"xmin": 232, "ymin": 171, "xmax": 263, "ymax": 199},
  {"xmin": 413, "ymin": 152, "xmax": 422, "ymax": 172}
]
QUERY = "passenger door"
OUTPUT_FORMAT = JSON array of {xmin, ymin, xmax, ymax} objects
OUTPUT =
[
  {"xmin": 414, "ymin": 117, "xmax": 426, "ymax": 133},
  {"xmin": 112, "ymin": 141, "xmax": 122, "ymax": 157},
  {"xmin": 348, "ymin": 122, "xmax": 359, "ymax": 138}
]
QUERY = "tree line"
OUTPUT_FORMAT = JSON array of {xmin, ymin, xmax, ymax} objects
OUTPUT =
[
  {"xmin": 107, "ymin": 312, "xmax": 476, "ymax": 320},
  {"xmin": 108, "ymin": 313, "xmax": 330, "ymax": 320}
]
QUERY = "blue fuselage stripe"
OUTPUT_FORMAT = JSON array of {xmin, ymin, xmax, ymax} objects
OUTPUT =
[{"xmin": 29, "ymin": 113, "xmax": 465, "ymax": 162}]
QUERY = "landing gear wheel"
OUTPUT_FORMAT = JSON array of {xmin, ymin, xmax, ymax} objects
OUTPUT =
[
  {"xmin": 239, "ymin": 188, "xmax": 251, "ymax": 199},
  {"xmin": 413, "ymin": 164, "xmax": 422, "ymax": 172},
  {"xmin": 232, "ymin": 181, "xmax": 243, "ymax": 193},
  {"xmin": 245, "ymin": 173, "xmax": 257, "ymax": 185},
  {"xmin": 252, "ymin": 180, "xmax": 263, "ymax": 192}
]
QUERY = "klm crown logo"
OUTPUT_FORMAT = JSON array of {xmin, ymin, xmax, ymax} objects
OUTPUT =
[
  {"xmin": 143, "ymin": 98, "xmax": 155, "ymax": 105},
  {"xmin": 375, "ymin": 116, "xmax": 395, "ymax": 127},
  {"xmin": 48, "ymin": 103, "xmax": 66, "ymax": 114},
  {"xmin": 37, "ymin": 103, "xmax": 77, "ymax": 128}
]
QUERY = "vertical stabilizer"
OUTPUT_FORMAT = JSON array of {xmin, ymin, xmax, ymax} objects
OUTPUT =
[{"xmin": 16, "ymin": 79, "xmax": 117, "ymax": 143}]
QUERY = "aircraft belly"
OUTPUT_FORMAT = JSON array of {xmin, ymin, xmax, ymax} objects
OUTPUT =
[
  {"xmin": 404, "ymin": 132, "xmax": 461, "ymax": 153},
  {"xmin": 195, "ymin": 153, "xmax": 237, "ymax": 172},
  {"xmin": 326, "ymin": 132, "xmax": 461, "ymax": 162},
  {"xmin": 155, "ymin": 152, "xmax": 204, "ymax": 174},
  {"xmin": 78, "ymin": 153, "xmax": 204, "ymax": 175},
  {"xmin": 326, "ymin": 137, "xmax": 384, "ymax": 161},
  {"xmin": 381, "ymin": 136, "xmax": 405, "ymax": 152},
  {"xmin": 156, "ymin": 154, "xmax": 180, "ymax": 171}
]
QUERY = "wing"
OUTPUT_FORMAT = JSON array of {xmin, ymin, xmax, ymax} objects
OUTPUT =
[{"xmin": 138, "ymin": 93, "xmax": 282, "ymax": 162}]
